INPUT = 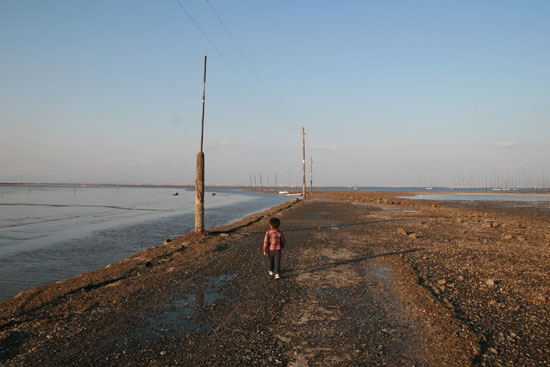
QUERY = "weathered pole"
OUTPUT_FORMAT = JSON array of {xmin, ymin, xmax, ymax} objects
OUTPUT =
[
  {"xmin": 301, "ymin": 127, "xmax": 306, "ymax": 198},
  {"xmin": 310, "ymin": 157, "xmax": 313, "ymax": 194},
  {"xmin": 195, "ymin": 56, "xmax": 207, "ymax": 233}
]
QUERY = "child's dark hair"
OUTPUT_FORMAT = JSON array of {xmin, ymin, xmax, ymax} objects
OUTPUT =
[{"xmin": 269, "ymin": 217, "xmax": 281, "ymax": 228}]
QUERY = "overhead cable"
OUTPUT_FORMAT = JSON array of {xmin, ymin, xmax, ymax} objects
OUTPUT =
[
  {"xmin": 174, "ymin": 0, "xmax": 296, "ymax": 132},
  {"xmin": 204, "ymin": 0, "xmax": 298, "ymax": 130}
]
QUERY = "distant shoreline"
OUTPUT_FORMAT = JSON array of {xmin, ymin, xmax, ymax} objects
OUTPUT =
[
  {"xmin": 1, "ymin": 183, "xmax": 549, "ymax": 194},
  {"xmin": 0, "ymin": 182, "xmax": 195, "ymax": 189}
]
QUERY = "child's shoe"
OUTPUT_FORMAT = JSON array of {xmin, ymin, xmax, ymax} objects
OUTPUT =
[
  {"xmin": 268, "ymin": 271, "xmax": 274, "ymax": 276},
  {"xmin": 274, "ymin": 274, "xmax": 280, "ymax": 279}
]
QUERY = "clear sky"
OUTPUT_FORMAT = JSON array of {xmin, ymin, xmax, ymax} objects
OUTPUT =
[{"xmin": 1, "ymin": 1, "xmax": 549, "ymax": 187}]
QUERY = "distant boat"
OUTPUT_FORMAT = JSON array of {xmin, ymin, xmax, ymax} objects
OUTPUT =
[
  {"xmin": 285, "ymin": 193, "xmax": 301, "ymax": 197},
  {"xmin": 279, "ymin": 191, "xmax": 289, "ymax": 194},
  {"xmin": 425, "ymin": 187, "xmax": 433, "ymax": 190}
]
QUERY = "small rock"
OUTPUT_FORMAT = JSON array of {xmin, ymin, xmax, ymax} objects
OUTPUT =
[
  {"xmin": 163, "ymin": 239, "xmax": 172, "ymax": 245},
  {"xmin": 408, "ymin": 232, "xmax": 418, "ymax": 239},
  {"xmin": 220, "ymin": 233, "xmax": 230, "ymax": 237},
  {"xmin": 437, "ymin": 279, "xmax": 447, "ymax": 286},
  {"xmin": 485, "ymin": 279, "xmax": 495, "ymax": 287},
  {"xmin": 502, "ymin": 234, "xmax": 513, "ymax": 240},
  {"xmin": 397, "ymin": 228, "xmax": 408, "ymax": 236},
  {"xmin": 457, "ymin": 276, "xmax": 464, "ymax": 281},
  {"xmin": 160, "ymin": 351, "xmax": 167, "ymax": 356},
  {"xmin": 488, "ymin": 347, "xmax": 498, "ymax": 354}
]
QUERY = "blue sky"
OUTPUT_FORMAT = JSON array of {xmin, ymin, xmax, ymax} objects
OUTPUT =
[{"xmin": 1, "ymin": 1, "xmax": 549, "ymax": 186}]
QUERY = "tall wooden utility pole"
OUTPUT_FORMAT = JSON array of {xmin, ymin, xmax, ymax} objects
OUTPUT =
[
  {"xmin": 195, "ymin": 56, "xmax": 207, "ymax": 233},
  {"xmin": 301, "ymin": 127, "xmax": 306, "ymax": 198},
  {"xmin": 310, "ymin": 157, "xmax": 313, "ymax": 193}
]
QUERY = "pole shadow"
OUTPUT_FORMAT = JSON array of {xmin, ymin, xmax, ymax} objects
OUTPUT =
[
  {"xmin": 243, "ymin": 218, "xmax": 416, "ymax": 235},
  {"xmin": 282, "ymin": 248, "xmax": 424, "ymax": 280}
]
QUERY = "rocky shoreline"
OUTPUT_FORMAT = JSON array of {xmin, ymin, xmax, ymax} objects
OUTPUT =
[{"xmin": 1, "ymin": 192, "xmax": 549, "ymax": 366}]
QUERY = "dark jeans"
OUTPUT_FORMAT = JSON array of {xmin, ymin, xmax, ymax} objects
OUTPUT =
[{"xmin": 268, "ymin": 250, "xmax": 282, "ymax": 275}]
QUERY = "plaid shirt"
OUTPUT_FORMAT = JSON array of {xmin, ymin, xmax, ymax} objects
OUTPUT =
[{"xmin": 263, "ymin": 228, "xmax": 285, "ymax": 252}]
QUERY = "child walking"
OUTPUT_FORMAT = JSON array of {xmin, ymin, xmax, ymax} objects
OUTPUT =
[{"xmin": 263, "ymin": 217, "xmax": 285, "ymax": 279}]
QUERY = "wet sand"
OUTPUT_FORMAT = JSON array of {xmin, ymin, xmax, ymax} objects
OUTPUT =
[{"xmin": 1, "ymin": 192, "xmax": 549, "ymax": 366}]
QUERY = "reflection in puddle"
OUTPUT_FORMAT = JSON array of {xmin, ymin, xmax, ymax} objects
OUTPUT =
[
  {"xmin": 315, "ymin": 211, "xmax": 331, "ymax": 216},
  {"xmin": 383, "ymin": 208, "xmax": 419, "ymax": 214},
  {"xmin": 374, "ymin": 267, "xmax": 392, "ymax": 279},
  {"xmin": 127, "ymin": 274, "xmax": 234, "ymax": 341},
  {"xmin": 315, "ymin": 288, "xmax": 343, "ymax": 300}
]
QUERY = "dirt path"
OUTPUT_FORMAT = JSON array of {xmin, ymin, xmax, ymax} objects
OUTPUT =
[{"xmin": 2, "ymin": 193, "xmax": 549, "ymax": 366}]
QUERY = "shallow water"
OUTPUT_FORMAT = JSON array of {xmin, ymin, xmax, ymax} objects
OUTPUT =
[
  {"xmin": 0, "ymin": 186, "xmax": 291, "ymax": 301},
  {"xmin": 402, "ymin": 194, "xmax": 550, "ymax": 202}
]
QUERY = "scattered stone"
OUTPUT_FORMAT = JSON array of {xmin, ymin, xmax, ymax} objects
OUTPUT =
[
  {"xmin": 502, "ymin": 234, "xmax": 513, "ymax": 240},
  {"xmin": 408, "ymin": 232, "xmax": 418, "ymax": 239},
  {"xmin": 220, "ymin": 233, "xmax": 230, "ymax": 238},
  {"xmin": 397, "ymin": 228, "xmax": 408, "ymax": 236},
  {"xmin": 160, "ymin": 351, "xmax": 167, "ymax": 356},
  {"xmin": 163, "ymin": 239, "xmax": 172, "ymax": 245},
  {"xmin": 488, "ymin": 347, "xmax": 498, "ymax": 354},
  {"xmin": 437, "ymin": 279, "xmax": 447, "ymax": 286},
  {"xmin": 485, "ymin": 279, "xmax": 495, "ymax": 287}
]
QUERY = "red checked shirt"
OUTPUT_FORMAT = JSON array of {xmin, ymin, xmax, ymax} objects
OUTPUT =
[{"xmin": 263, "ymin": 228, "xmax": 285, "ymax": 252}]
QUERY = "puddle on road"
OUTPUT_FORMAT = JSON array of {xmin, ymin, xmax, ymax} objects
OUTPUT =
[
  {"xmin": 315, "ymin": 211, "xmax": 331, "ymax": 216},
  {"xmin": 383, "ymin": 208, "xmax": 419, "ymax": 214},
  {"xmin": 110, "ymin": 274, "xmax": 235, "ymax": 343},
  {"xmin": 315, "ymin": 288, "xmax": 343, "ymax": 301},
  {"xmin": 374, "ymin": 266, "xmax": 392, "ymax": 279}
]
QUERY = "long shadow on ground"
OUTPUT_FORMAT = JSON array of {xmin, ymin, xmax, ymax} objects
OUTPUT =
[{"xmin": 282, "ymin": 248, "xmax": 424, "ymax": 279}]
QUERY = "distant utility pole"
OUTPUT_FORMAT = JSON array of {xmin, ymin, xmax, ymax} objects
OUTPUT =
[
  {"xmin": 301, "ymin": 127, "xmax": 306, "ymax": 198},
  {"xmin": 195, "ymin": 56, "xmax": 207, "ymax": 233},
  {"xmin": 310, "ymin": 157, "xmax": 313, "ymax": 194}
]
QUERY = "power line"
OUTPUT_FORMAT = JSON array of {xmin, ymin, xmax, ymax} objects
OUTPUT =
[
  {"xmin": 174, "ymin": 0, "xmax": 296, "ymax": 132},
  {"xmin": 204, "ymin": 0, "xmax": 298, "ymax": 130}
]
